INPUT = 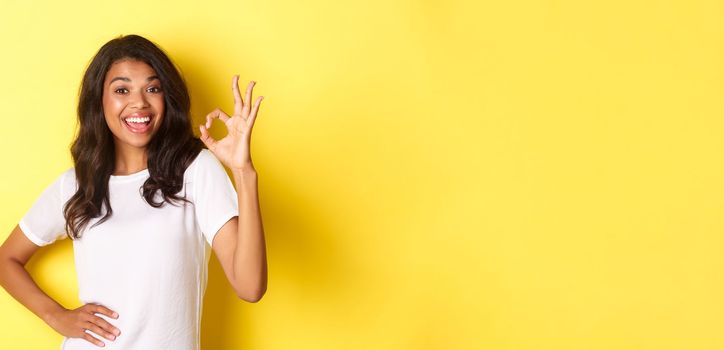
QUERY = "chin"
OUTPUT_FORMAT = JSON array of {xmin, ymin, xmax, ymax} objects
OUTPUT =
[{"xmin": 115, "ymin": 134, "xmax": 154, "ymax": 149}]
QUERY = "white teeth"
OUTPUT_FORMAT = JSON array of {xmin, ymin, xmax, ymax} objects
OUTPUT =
[{"xmin": 125, "ymin": 116, "xmax": 151, "ymax": 123}]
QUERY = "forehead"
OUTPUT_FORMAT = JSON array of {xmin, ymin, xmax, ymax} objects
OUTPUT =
[{"xmin": 104, "ymin": 59, "xmax": 158, "ymax": 84}]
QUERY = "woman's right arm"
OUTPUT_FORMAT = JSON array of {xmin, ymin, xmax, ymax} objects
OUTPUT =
[
  {"xmin": 0, "ymin": 224, "xmax": 122, "ymax": 347},
  {"xmin": 0, "ymin": 224, "xmax": 65, "ymax": 323}
]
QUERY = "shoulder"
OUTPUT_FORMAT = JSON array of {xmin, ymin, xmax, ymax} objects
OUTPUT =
[
  {"xmin": 193, "ymin": 148, "xmax": 219, "ymax": 164},
  {"xmin": 59, "ymin": 167, "xmax": 77, "ymax": 198},
  {"xmin": 34, "ymin": 167, "xmax": 77, "ymax": 202},
  {"xmin": 185, "ymin": 149, "xmax": 231, "ymax": 190},
  {"xmin": 187, "ymin": 149, "xmax": 232, "ymax": 201},
  {"xmin": 188, "ymin": 149, "xmax": 225, "ymax": 175},
  {"xmin": 60, "ymin": 167, "xmax": 75, "ymax": 182}
]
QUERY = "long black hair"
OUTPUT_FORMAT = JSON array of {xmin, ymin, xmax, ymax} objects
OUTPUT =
[{"xmin": 64, "ymin": 34, "xmax": 203, "ymax": 239}]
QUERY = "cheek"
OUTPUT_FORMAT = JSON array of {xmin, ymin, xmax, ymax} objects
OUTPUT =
[
  {"xmin": 102, "ymin": 99, "xmax": 123, "ymax": 130},
  {"xmin": 103, "ymin": 96, "xmax": 124, "ymax": 116},
  {"xmin": 152, "ymin": 96, "xmax": 165, "ymax": 120},
  {"xmin": 153, "ymin": 95, "xmax": 165, "ymax": 111}
]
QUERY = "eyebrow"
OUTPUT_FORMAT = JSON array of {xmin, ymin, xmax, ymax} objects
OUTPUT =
[{"xmin": 109, "ymin": 75, "xmax": 160, "ymax": 84}]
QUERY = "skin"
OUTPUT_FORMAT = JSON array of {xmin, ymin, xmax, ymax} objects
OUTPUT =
[
  {"xmin": 103, "ymin": 58, "xmax": 166, "ymax": 174},
  {"xmin": 199, "ymin": 75, "xmax": 267, "ymax": 303},
  {"xmin": 0, "ymin": 60, "xmax": 268, "ymax": 348}
]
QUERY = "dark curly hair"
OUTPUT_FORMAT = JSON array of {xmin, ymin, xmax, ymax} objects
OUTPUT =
[{"xmin": 63, "ymin": 34, "xmax": 203, "ymax": 239}]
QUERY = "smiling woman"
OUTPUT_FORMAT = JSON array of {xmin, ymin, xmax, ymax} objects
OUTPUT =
[
  {"xmin": 0, "ymin": 33, "xmax": 268, "ymax": 350},
  {"xmin": 103, "ymin": 59, "xmax": 165, "ymax": 154}
]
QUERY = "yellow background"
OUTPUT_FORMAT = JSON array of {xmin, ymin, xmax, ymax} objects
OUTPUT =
[{"xmin": 1, "ymin": 0, "xmax": 722, "ymax": 349}]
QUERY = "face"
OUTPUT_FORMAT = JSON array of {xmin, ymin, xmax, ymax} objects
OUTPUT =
[{"xmin": 102, "ymin": 59, "xmax": 165, "ymax": 151}]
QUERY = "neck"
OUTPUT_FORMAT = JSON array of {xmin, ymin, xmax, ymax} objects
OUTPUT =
[{"xmin": 113, "ymin": 143, "xmax": 148, "ymax": 176}]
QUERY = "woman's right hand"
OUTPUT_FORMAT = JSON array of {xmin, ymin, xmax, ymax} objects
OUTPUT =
[{"xmin": 46, "ymin": 303, "xmax": 121, "ymax": 347}]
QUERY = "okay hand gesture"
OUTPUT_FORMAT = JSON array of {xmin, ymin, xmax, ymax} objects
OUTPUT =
[{"xmin": 199, "ymin": 75, "xmax": 264, "ymax": 171}]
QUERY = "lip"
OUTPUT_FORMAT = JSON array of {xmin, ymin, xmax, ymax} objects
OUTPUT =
[{"xmin": 122, "ymin": 113, "xmax": 154, "ymax": 134}]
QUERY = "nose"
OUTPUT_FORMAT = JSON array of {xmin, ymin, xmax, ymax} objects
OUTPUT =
[{"xmin": 129, "ymin": 90, "xmax": 150, "ymax": 108}]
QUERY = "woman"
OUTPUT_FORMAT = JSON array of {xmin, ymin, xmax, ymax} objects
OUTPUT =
[{"xmin": 0, "ymin": 34, "xmax": 268, "ymax": 349}]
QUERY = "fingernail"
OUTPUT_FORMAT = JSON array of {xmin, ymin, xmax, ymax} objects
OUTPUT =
[{"xmin": 113, "ymin": 312, "xmax": 118, "ymax": 317}]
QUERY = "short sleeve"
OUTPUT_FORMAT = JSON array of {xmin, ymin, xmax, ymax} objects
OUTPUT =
[
  {"xmin": 193, "ymin": 149, "xmax": 239, "ymax": 246},
  {"xmin": 18, "ymin": 171, "xmax": 70, "ymax": 247}
]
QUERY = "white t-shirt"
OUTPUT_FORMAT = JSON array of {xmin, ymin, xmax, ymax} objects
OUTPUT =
[{"xmin": 18, "ymin": 149, "xmax": 239, "ymax": 350}]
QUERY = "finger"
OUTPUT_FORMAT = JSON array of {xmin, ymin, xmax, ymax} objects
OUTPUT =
[
  {"xmin": 244, "ymin": 80, "xmax": 256, "ymax": 114},
  {"xmin": 92, "ymin": 315, "xmax": 121, "ymax": 337},
  {"xmin": 248, "ymin": 96, "xmax": 264, "ymax": 126},
  {"xmin": 90, "ymin": 304, "xmax": 118, "ymax": 319},
  {"xmin": 233, "ymin": 75, "xmax": 243, "ymax": 116},
  {"xmin": 85, "ymin": 320, "xmax": 117, "ymax": 341},
  {"xmin": 82, "ymin": 329, "xmax": 106, "ymax": 347},
  {"xmin": 205, "ymin": 108, "xmax": 231, "ymax": 129},
  {"xmin": 199, "ymin": 124, "xmax": 217, "ymax": 150}
]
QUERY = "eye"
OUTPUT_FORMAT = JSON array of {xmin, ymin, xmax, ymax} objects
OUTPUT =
[
  {"xmin": 114, "ymin": 87, "xmax": 128, "ymax": 94},
  {"xmin": 148, "ymin": 86, "xmax": 162, "ymax": 93}
]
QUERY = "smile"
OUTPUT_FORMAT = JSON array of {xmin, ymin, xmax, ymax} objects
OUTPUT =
[{"xmin": 123, "ymin": 114, "xmax": 153, "ymax": 134}]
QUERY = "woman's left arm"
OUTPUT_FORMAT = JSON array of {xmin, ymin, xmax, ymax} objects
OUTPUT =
[
  {"xmin": 230, "ymin": 166, "xmax": 267, "ymax": 301},
  {"xmin": 199, "ymin": 75, "xmax": 267, "ymax": 301}
]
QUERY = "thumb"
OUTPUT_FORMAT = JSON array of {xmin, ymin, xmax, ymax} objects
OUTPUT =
[{"xmin": 199, "ymin": 125, "xmax": 217, "ymax": 150}]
